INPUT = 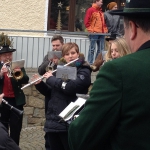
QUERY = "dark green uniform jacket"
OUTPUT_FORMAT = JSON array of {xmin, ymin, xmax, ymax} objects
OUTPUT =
[
  {"xmin": 0, "ymin": 64, "xmax": 29, "ymax": 106},
  {"xmin": 68, "ymin": 41, "xmax": 150, "ymax": 150}
]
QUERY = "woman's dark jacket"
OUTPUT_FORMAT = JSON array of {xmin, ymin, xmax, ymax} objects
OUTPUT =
[{"xmin": 35, "ymin": 55, "xmax": 92, "ymax": 132}]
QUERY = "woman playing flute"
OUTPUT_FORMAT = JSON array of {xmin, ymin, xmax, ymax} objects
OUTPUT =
[{"xmin": 32, "ymin": 42, "xmax": 92, "ymax": 150}]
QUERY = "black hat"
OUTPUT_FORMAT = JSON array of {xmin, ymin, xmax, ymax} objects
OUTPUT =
[
  {"xmin": 0, "ymin": 45, "xmax": 16, "ymax": 54},
  {"xmin": 105, "ymin": 34, "xmax": 116, "ymax": 41},
  {"xmin": 110, "ymin": 0, "xmax": 150, "ymax": 16}
]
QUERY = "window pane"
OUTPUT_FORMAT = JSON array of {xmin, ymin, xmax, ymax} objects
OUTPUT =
[
  {"xmin": 75, "ymin": 0, "xmax": 92, "ymax": 32},
  {"xmin": 75, "ymin": 0, "xmax": 118, "ymax": 32},
  {"xmin": 50, "ymin": 0, "xmax": 69, "ymax": 30}
]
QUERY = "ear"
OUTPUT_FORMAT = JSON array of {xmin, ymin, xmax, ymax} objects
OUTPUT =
[{"xmin": 129, "ymin": 21, "xmax": 137, "ymax": 40}]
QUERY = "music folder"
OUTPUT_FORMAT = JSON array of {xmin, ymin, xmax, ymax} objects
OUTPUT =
[
  {"xmin": 56, "ymin": 65, "xmax": 77, "ymax": 80},
  {"xmin": 11, "ymin": 59, "xmax": 25, "ymax": 69},
  {"xmin": 48, "ymin": 51, "xmax": 62, "ymax": 60},
  {"xmin": 58, "ymin": 97, "xmax": 86, "ymax": 122}
]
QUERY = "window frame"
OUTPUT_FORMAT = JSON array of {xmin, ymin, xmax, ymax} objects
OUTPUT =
[{"xmin": 47, "ymin": 0, "xmax": 76, "ymax": 32}]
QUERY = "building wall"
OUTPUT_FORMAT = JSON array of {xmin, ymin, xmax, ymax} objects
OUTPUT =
[{"xmin": 0, "ymin": 0, "xmax": 47, "ymax": 36}]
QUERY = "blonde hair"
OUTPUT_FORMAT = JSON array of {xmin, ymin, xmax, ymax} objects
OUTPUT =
[
  {"xmin": 62, "ymin": 42, "xmax": 79, "ymax": 56},
  {"xmin": 105, "ymin": 37, "xmax": 131, "ymax": 62}
]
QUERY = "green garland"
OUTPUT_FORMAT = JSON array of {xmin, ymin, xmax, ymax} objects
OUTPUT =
[{"xmin": 0, "ymin": 32, "xmax": 13, "ymax": 47}]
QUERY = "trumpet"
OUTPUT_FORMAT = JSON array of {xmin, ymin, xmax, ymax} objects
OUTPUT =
[
  {"xmin": 2, "ymin": 98, "xmax": 23, "ymax": 118},
  {"xmin": 3, "ymin": 61, "xmax": 23, "ymax": 80},
  {"xmin": 21, "ymin": 58, "xmax": 79, "ymax": 90},
  {"xmin": 46, "ymin": 61, "xmax": 55, "ymax": 72}
]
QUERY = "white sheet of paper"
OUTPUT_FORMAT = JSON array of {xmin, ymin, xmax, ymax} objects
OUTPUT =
[
  {"xmin": 59, "ymin": 97, "xmax": 86, "ymax": 121},
  {"xmin": 11, "ymin": 59, "xmax": 25, "ymax": 69}
]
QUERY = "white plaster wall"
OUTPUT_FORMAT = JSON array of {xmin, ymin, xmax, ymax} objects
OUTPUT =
[{"xmin": 0, "ymin": 0, "xmax": 47, "ymax": 36}]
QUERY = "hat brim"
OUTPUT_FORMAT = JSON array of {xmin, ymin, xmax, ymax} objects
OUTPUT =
[
  {"xmin": 0, "ymin": 49, "xmax": 16, "ymax": 54},
  {"xmin": 110, "ymin": 9, "xmax": 150, "ymax": 16},
  {"xmin": 105, "ymin": 37, "xmax": 116, "ymax": 41}
]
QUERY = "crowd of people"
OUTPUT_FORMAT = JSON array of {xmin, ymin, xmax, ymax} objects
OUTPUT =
[
  {"xmin": 84, "ymin": 0, "xmax": 122, "ymax": 65},
  {"xmin": 1, "ymin": 0, "xmax": 150, "ymax": 149}
]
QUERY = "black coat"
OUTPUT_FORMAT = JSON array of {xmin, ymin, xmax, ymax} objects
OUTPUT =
[
  {"xmin": 0, "ymin": 122, "xmax": 20, "ymax": 150},
  {"xmin": 35, "ymin": 64, "xmax": 91, "ymax": 132}
]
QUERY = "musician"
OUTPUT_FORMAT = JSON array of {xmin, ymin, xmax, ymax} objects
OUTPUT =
[
  {"xmin": 68, "ymin": 0, "xmax": 150, "ymax": 150},
  {"xmin": 0, "ymin": 45, "xmax": 29, "ymax": 145},
  {"xmin": 38, "ymin": 35, "xmax": 64, "ymax": 150},
  {"xmin": 38, "ymin": 35, "xmax": 64, "ymax": 75},
  {"xmin": 0, "ymin": 93, "xmax": 21, "ymax": 150},
  {"xmin": 32, "ymin": 42, "xmax": 92, "ymax": 150}
]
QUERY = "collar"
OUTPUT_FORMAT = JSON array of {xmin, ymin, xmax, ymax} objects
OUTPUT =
[{"xmin": 138, "ymin": 40, "xmax": 150, "ymax": 51}]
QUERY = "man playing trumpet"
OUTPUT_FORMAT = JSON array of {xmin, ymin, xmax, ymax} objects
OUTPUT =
[{"xmin": 0, "ymin": 44, "xmax": 29, "ymax": 146}]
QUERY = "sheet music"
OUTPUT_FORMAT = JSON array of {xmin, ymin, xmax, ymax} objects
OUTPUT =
[
  {"xmin": 11, "ymin": 59, "xmax": 25, "ymax": 69},
  {"xmin": 59, "ymin": 97, "xmax": 86, "ymax": 121},
  {"xmin": 48, "ymin": 51, "xmax": 62, "ymax": 60},
  {"xmin": 56, "ymin": 65, "xmax": 77, "ymax": 80}
]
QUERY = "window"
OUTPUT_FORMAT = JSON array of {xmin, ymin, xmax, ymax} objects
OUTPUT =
[
  {"xmin": 75, "ymin": 0, "xmax": 93, "ymax": 32},
  {"xmin": 47, "ymin": 0, "xmax": 122, "ymax": 32},
  {"xmin": 48, "ymin": 0, "xmax": 69, "ymax": 30}
]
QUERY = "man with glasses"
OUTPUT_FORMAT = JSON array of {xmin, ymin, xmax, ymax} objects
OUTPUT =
[{"xmin": 68, "ymin": 0, "xmax": 150, "ymax": 149}]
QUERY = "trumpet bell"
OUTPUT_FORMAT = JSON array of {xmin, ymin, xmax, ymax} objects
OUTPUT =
[
  {"xmin": 13, "ymin": 71, "xmax": 23, "ymax": 80},
  {"xmin": 4, "ymin": 60, "xmax": 24, "ymax": 80}
]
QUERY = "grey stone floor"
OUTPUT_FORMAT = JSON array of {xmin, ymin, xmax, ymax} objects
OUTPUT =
[{"xmin": 20, "ymin": 126, "xmax": 45, "ymax": 150}]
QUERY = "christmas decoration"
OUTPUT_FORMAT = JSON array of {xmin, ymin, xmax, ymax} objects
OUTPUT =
[
  {"xmin": 56, "ymin": 1, "xmax": 63, "ymax": 30},
  {"xmin": 56, "ymin": 10, "xmax": 62, "ymax": 30},
  {"xmin": 58, "ymin": 1, "xmax": 63, "ymax": 8},
  {"xmin": 81, "ymin": 7, "xmax": 86, "ymax": 13}
]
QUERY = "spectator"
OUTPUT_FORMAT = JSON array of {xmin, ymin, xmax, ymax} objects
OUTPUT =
[
  {"xmin": 68, "ymin": 0, "xmax": 150, "ymax": 149},
  {"xmin": 105, "ymin": 37, "xmax": 131, "ymax": 62},
  {"xmin": 90, "ymin": 34, "xmax": 117, "ymax": 72},
  {"xmin": 104, "ymin": 2, "xmax": 121, "ymax": 35},
  {"xmin": 84, "ymin": 0, "xmax": 108, "ymax": 65}
]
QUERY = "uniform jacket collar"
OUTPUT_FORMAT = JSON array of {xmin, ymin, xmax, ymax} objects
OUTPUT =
[{"xmin": 138, "ymin": 40, "xmax": 150, "ymax": 51}]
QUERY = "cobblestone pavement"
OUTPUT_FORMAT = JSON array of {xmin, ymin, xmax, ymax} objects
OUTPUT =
[{"xmin": 20, "ymin": 126, "xmax": 45, "ymax": 150}]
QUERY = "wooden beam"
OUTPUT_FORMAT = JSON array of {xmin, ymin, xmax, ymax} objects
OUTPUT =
[{"xmin": 68, "ymin": 0, "xmax": 76, "ymax": 31}]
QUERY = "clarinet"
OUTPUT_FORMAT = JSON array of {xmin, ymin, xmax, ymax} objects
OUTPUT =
[{"xmin": 1, "ymin": 98, "xmax": 23, "ymax": 118}]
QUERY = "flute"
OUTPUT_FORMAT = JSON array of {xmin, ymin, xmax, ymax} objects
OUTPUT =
[{"xmin": 21, "ymin": 58, "xmax": 79, "ymax": 90}]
